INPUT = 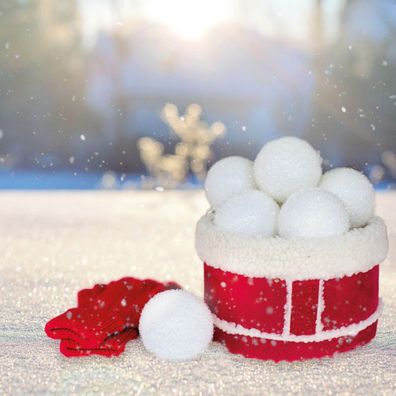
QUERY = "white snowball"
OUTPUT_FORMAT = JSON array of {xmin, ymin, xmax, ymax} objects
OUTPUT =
[
  {"xmin": 214, "ymin": 190, "xmax": 279, "ymax": 236},
  {"xmin": 139, "ymin": 290, "xmax": 213, "ymax": 361},
  {"xmin": 254, "ymin": 136, "xmax": 322, "ymax": 203},
  {"xmin": 320, "ymin": 167, "xmax": 375, "ymax": 228},
  {"xmin": 278, "ymin": 188, "xmax": 350, "ymax": 239},
  {"xmin": 205, "ymin": 156, "xmax": 256, "ymax": 207}
]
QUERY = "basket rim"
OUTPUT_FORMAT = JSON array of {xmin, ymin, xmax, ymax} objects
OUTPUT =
[{"xmin": 195, "ymin": 213, "xmax": 388, "ymax": 280}]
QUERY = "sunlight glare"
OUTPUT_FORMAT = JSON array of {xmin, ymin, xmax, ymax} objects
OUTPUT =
[{"xmin": 143, "ymin": 0, "xmax": 234, "ymax": 40}]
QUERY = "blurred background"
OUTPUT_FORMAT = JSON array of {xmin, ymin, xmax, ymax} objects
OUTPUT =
[{"xmin": 0, "ymin": 0, "xmax": 395, "ymax": 189}]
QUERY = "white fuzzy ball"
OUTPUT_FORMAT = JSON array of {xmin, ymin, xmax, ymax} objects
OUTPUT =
[
  {"xmin": 254, "ymin": 136, "xmax": 322, "ymax": 203},
  {"xmin": 139, "ymin": 290, "xmax": 213, "ymax": 361},
  {"xmin": 278, "ymin": 188, "xmax": 350, "ymax": 239},
  {"xmin": 205, "ymin": 156, "xmax": 256, "ymax": 207},
  {"xmin": 214, "ymin": 190, "xmax": 279, "ymax": 236},
  {"xmin": 320, "ymin": 167, "xmax": 375, "ymax": 228}
]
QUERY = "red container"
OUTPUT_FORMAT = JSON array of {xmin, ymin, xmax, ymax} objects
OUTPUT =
[{"xmin": 196, "ymin": 214, "xmax": 388, "ymax": 362}]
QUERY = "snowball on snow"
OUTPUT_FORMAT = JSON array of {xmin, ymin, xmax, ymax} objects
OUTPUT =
[
  {"xmin": 139, "ymin": 289, "xmax": 213, "ymax": 361},
  {"xmin": 320, "ymin": 167, "xmax": 375, "ymax": 228},
  {"xmin": 254, "ymin": 136, "xmax": 322, "ymax": 203},
  {"xmin": 205, "ymin": 156, "xmax": 256, "ymax": 207},
  {"xmin": 214, "ymin": 190, "xmax": 279, "ymax": 237},
  {"xmin": 278, "ymin": 188, "xmax": 350, "ymax": 239}
]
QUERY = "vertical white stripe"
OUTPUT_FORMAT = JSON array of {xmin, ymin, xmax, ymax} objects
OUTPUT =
[
  {"xmin": 315, "ymin": 279, "xmax": 324, "ymax": 333},
  {"xmin": 282, "ymin": 280, "xmax": 293, "ymax": 336}
]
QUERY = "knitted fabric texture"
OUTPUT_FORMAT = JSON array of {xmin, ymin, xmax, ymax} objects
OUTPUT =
[{"xmin": 45, "ymin": 277, "xmax": 180, "ymax": 357}]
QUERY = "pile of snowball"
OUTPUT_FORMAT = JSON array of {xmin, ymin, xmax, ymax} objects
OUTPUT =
[{"xmin": 205, "ymin": 136, "xmax": 375, "ymax": 239}]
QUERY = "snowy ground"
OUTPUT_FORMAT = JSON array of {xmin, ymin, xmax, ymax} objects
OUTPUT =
[{"xmin": 0, "ymin": 191, "xmax": 395, "ymax": 395}]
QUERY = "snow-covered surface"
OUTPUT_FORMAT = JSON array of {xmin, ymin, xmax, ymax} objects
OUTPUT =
[{"xmin": 0, "ymin": 191, "xmax": 395, "ymax": 395}]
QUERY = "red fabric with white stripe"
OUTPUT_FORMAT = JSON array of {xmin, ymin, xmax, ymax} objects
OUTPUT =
[
  {"xmin": 205, "ymin": 266, "xmax": 286, "ymax": 334},
  {"xmin": 204, "ymin": 263, "xmax": 379, "ymax": 361},
  {"xmin": 214, "ymin": 322, "xmax": 377, "ymax": 362},
  {"xmin": 321, "ymin": 266, "xmax": 379, "ymax": 330}
]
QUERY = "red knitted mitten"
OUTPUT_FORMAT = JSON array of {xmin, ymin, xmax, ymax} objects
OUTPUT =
[{"xmin": 45, "ymin": 277, "xmax": 180, "ymax": 357}]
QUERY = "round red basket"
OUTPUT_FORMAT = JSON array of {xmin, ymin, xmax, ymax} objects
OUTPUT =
[{"xmin": 196, "ymin": 213, "xmax": 388, "ymax": 361}]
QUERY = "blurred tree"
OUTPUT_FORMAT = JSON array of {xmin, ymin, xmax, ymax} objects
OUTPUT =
[
  {"xmin": 138, "ymin": 103, "xmax": 226, "ymax": 188},
  {"xmin": 308, "ymin": 0, "xmax": 396, "ymax": 182},
  {"xmin": 0, "ymin": 0, "xmax": 91, "ymax": 169}
]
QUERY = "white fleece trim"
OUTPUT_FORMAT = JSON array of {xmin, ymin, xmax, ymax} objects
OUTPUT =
[
  {"xmin": 315, "ymin": 280, "xmax": 324, "ymax": 333},
  {"xmin": 196, "ymin": 214, "xmax": 388, "ymax": 280},
  {"xmin": 214, "ymin": 301, "xmax": 382, "ymax": 343},
  {"xmin": 282, "ymin": 280, "xmax": 292, "ymax": 336}
]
